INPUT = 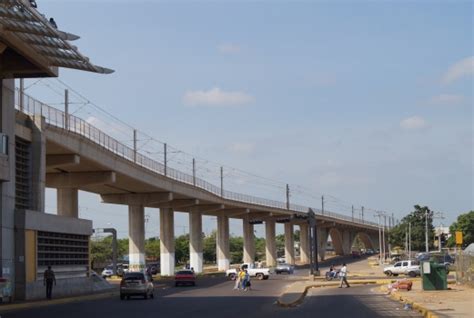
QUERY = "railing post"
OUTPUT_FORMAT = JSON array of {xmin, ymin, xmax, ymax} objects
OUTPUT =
[
  {"xmin": 321, "ymin": 195, "xmax": 324, "ymax": 215},
  {"xmin": 286, "ymin": 184, "xmax": 290, "ymax": 210}
]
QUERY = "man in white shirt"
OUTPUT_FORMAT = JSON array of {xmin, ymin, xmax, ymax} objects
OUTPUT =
[{"xmin": 339, "ymin": 263, "xmax": 350, "ymax": 288}]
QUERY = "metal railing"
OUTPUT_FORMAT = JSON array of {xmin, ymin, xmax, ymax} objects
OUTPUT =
[{"xmin": 15, "ymin": 88, "xmax": 378, "ymax": 227}]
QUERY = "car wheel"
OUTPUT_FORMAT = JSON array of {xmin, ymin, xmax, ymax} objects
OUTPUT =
[
  {"xmin": 275, "ymin": 271, "xmax": 280, "ymax": 275},
  {"xmin": 256, "ymin": 273, "xmax": 264, "ymax": 280},
  {"xmin": 263, "ymin": 276, "xmax": 269, "ymax": 280},
  {"xmin": 408, "ymin": 271, "xmax": 416, "ymax": 278},
  {"xmin": 385, "ymin": 271, "xmax": 392, "ymax": 276},
  {"xmin": 229, "ymin": 274, "xmax": 236, "ymax": 281},
  {"xmin": 393, "ymin": 274, "xmax": 399, "ymax": 277}
]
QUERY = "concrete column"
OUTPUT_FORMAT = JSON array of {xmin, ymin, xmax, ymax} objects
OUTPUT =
[
  {"xmin": 284, "ymin": 223, "xmax": 295, "ymax": 265},
  {"xmin": 318, "ymin": 227, "xmax": 329, "ymax": 261},
  {"xmin": 128, "ymin": 204, "xmax": 145, "ymax": 271},
  {"xmin": 160, "ymin": 208, "xmax": 175, "ymax": 276},
  {"xmin": 342, "ymin": 230, "xmax": 354, "ymax": 255},
  {"xmin": 189, "ymin": 209, "xmax": 203, "ymax": 273},
  {"xmin": 265, "ymin": 220, "xmax": 276, "ymax": 267},
  {"xmin": 216, "ymin": 215, "xmax": 230, "ymax": 271},
  {"xmin": 57, "ymin": 188, "xmax": 78, "ymax": 218},
  {"xmin": 242, "ymin": 215, "xmax": 255, "ymax": 263},
  {"xmin": 330, "ymin": 228, "xmax": 344, "ymax": 256},
  {"xmin": 299, "ymin": 223, "xmax": 310, "ymax": 264},
  {"xmin": 31, "ymin": 115, "xmax": 45, "ymax": 213}
]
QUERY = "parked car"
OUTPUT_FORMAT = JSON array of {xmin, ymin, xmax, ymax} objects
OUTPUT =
[
  {"xmin": 175, "ymin": 270, "xmax": 196, "ymax": 287},
  {"xmin": 275, "ymin": 263, "xmax": 294, "ymax": 274},
  {"xmin": 351, "ymin": 251, "xmax": 361, "ymax": 258},
  {"xmin": 101, "ymin": 266, "xmax": 113, "ymax": 278},
  {"xmin": 226, "ymin": 263, "xmax": 271, "ymax": 280},
  {"xmin": 365, "ymin": 249, "xmax": 375, "ymax": 255},
  {"xmin": 384, "ymin": 260, "xmax": 420, "ymax": 277},
  {"xmin": 117, "ymin": 264, "xmax": 129, "ymax": 276},
  {"xmin": 120, "ymin": 272, "xmax": 154, "ymax": 300},
  {"xmin": 146, "ymin": 263, "xmax": 160, "ymax": 275},
  {"xmin": 276, "ymin": 257, "xmax": 286, "ymax": 264}
]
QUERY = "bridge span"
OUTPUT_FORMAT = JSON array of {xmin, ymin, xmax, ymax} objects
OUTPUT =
[{"xmin": 16, "ymin": 89, "xmax": 380, "ymax": 276}]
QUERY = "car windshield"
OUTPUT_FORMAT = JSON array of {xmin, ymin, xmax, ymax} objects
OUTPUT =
[
  {"xmin": 176, "ymin": 271, "xmax": 193, "ymax": 275},
  {"xmin": 124, "ymin": 273, "xmax": 144, "ymax": 280}
]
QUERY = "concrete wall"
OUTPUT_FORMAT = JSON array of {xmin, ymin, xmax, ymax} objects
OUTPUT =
[{"xmin": 0, "ymin": 79, "xmax": 16, "ymax": 294}]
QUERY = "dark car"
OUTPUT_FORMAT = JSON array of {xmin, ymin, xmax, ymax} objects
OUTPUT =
[
  {"xmin": 146, "ymin": 263, "xmax": 160, "ymax": 275},
  {"xmin": 275, "ymin": 263, "xmax": 294, "ymax": 274},
  {"xmin": 175, "ymin": 270, "xmax": 196, "ymax": 286}
]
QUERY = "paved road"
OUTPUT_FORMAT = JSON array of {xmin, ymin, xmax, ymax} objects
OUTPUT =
[{"xmin": 3, "ymin": 272, "xmax": 422, "ymax": 318}]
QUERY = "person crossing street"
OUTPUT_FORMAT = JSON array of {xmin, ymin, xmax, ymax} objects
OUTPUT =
[{"xmin": 339, "ymin": 263, "xmax": 350, "ymax": 288}]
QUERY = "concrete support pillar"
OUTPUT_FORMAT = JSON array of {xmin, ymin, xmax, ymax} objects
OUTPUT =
[
  {"xmin": 216, "ymin": 215, "xmax": 230, "ymax": 271},
  {"xmin": 318, "ymin": 227, "xmax": 329, "ymax": 261},
  {"xmin": 31, "ymin": 115, "xmax": 45, "ymax": 213},
  {"xmin": 330, "ymin": 228, "xmax": 344, "ymax": 256},
  {"xmin": 57, "ymin": 188, "xmax": 78, "ymax": 218},
  {"xmin": 242, "ymin": 215, "xmax": 255, "ymax": 263},
  {"xmin": 284, "ymin": 223, "xmax": 295, "ymax": 265},
  {"xmin": 265, "ymin": 220, "xmax": 276, "ymax": 267},
  {"xmin": 299, "ymin": 223, "xmax": 310, "ymax": 264},
  {"xmin": 189, "ymin": 209, "xmax": 203, "ymax": 273},
  {"xmin": 342, "ymin": 230, "xmax": 354, "ymax": 255},
  {"xmin": 128, "ymin": 204, "xmax": 145, "ymax": 271},
  {"xmin": 160, "ymin": 208, "xmax": 175, "ymax": 276}
]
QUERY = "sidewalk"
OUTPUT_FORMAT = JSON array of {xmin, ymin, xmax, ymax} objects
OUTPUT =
[{"xmin": 381, "ymin": 281, "xmax": 473, "ymax": 318}]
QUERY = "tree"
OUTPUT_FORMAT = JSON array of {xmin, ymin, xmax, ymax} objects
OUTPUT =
[
  {"xmin": 388, "ymin": 205, "xmax": 435, "ymax": 252},
  {"xmin": 145, "ymin": 237, "xmax": 160, "ymax": 260},
  {"xmin": 447, "ymin": 211, "xmax": 474, "ymax": 248},
  {"xmin": 203, "ymin": 231, "xmax": 216, "ymax": 264},
  {"xmin": 276, "ymin": 234, "xmax": 285, "ymax": 257},
  {"xmin": 254, "ymin": 237, "xmax": 266, "ymax": 261},
  {"xmin": 175, "ymin": 234, "xmax": 190, "ymax": 265},
  {"xmin": 229, "ymin": 235, "xmax": 243, "ymax": 264}
]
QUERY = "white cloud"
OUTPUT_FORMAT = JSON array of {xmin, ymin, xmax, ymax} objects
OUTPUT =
[
  {"xmin": 217, "ymin": 43, "xmax": 241, "ymax": 54},
  {"xmin": 400, "ymin": 116, "xmax": 427, "ymax": 131},
  {"xmin": 442, "ymin": 56, "xmax": 474, "ymax": 84},
  {"xmin": 428, "ymin": 94, "xmax": 464, "ymax": 106},
  {"xmin": 228, "ymin": 142, "xmax": 255, "ymax": 155},
  {"xmin": 183, "ymin": 87, "xmax": 254, "ymax": 107}
]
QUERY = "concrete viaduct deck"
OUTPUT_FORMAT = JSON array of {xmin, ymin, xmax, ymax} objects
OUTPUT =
[{"xmin": 17, "ymin": 90, "xmax": 380, "ymax": 275}]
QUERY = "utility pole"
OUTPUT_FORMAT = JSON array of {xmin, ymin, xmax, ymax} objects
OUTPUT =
[
  {"xmin": 351, "ymin": 205, "xmax": 354, "ymax": 222},
  {"xmin": 286, "ymin": 184, "xmax": 290, "ymax": 210},
  {"xmin": 192, "ymin": 158, "xmax": 196, "ymax": 186},
  {"xmin": 382, "ymin": 214, "xmax": 386, "ymax": 262},
  {"xmin": 374, "ymin": 211, "xmax": 383, "ymax": 265},
  {"xmin": 19, "ymin": 78, "xmax": 24, "ymax": 112},
  {"xmin": 425, "ymin": 209, "xmax": 430, "ymax": 252},
  {"xmin": 164, "ymin": 143, "xmax": 167, "ymax": 176},
  {"xmin": 361, "ymin": 206, "xmax": 364, "ymax": 223},
  {"xmin": 64, "ymin": 89, "xmax": 69, "ymax": 130},
  {"xmin": 133, "ymin": 129, "xmax": 137, "ymax": 163},
  {"xmin": 321, "ymin": 195, "xmax": 324, "ymax": 215},
  {"xmin": 220, "ymin": 166, "xmax": 224, "ymax": 197},
  {"xmin": 408, "ymin": 222, "xmax": 412, "ymax": 261}
]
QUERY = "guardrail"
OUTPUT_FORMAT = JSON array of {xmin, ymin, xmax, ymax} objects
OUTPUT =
[{"xmin": 14, "ymin": 88, "xmax": 378, "ymax": 227}]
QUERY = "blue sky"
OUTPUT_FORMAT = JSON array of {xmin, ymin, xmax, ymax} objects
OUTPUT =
[{"xmin": 25, "ymin": 0, "xmax": 472, "ymax": 238}]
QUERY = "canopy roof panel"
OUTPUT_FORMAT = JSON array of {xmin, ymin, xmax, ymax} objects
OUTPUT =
[{"xmin": 0, "ymin": 0, "xmax": 114, "ymax": 78}]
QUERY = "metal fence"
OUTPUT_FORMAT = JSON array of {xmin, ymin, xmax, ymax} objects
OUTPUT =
[
  {"xmin": 14, "ymin": 88, "xmax": 378, "ymax": 227},
  {"xmin": 455, "ymin": 253, "xmax": 474, "ymax": 287}
]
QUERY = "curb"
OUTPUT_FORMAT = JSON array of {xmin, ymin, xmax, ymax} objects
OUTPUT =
[
  {"xmin": 379, "ymin": 286, "xmax": 439, "ymax": 318},
  {"xmin": 277, "ymin": 279, "xmax": 398, "ymax": 308},
  {"xmin": 0, "ymin": 291, "xmax": 118, "ymax": 313}
]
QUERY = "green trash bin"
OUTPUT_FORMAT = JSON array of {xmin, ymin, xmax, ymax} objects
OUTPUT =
[{"xmin": 421, "ymin": 261, "xmax": 448, "ymax": 291}]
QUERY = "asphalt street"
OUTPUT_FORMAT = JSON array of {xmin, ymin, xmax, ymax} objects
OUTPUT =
[{"xmin": 2, "ymin": 268, "xmax": 422, "ymax": 318}]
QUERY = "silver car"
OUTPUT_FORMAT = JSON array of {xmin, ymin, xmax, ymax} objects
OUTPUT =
[
  {"xmin": 120, "ymin": 272, "xmax": 154, "ymax": 300},
  {"xmin": 275, "ymin": 263, "xmax": 294, "ymax": 274}
]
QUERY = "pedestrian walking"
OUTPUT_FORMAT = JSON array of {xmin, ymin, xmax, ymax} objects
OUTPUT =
[
  {"xmin": 243, "ymin": 270, "xmax": 251, "ymax": 291},
  {"xmin": 339, "ymin": 263, "xmax": 350, "ymax": 288},
  {"xmin": 43, "ymin": 266, "xmax": 56, "ymax": 299},
  {"xmin": 233, "ymin": 268, "xmax": 241, "ymax": 290}
]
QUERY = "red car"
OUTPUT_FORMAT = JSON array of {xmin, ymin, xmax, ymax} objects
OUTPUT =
[{"xmin": 175, "ymin": 270, "xmax": 196, "ymax": 287}]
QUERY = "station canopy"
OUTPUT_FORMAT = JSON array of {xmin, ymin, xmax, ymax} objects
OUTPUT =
[{"xmin": 0, "ymin": 0, "xmax": 114, "ymax": 78}]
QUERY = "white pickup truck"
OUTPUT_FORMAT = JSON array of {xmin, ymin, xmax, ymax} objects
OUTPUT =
[
  {"xmin": 384, "ymin": 260, "xmax": 420, "ymax": 277},
  {"xmin": 226, "ymin": 263, "xmax": 271, "ymax": 280}
]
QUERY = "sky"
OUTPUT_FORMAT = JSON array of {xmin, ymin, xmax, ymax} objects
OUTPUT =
[{"xmin": 23, "ymin": 0, "xmax": 473, "ymax": 239}]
